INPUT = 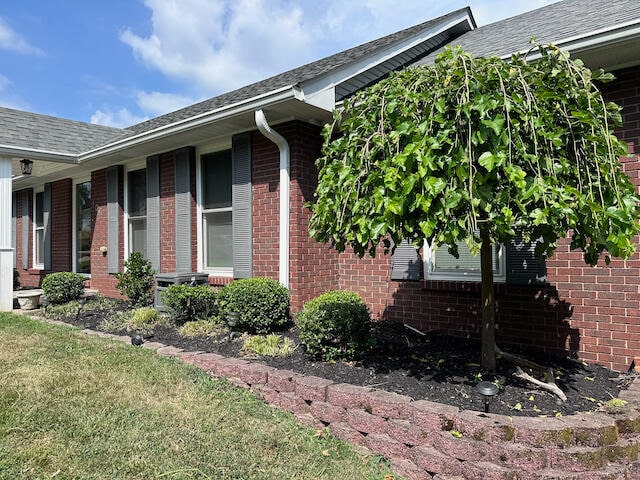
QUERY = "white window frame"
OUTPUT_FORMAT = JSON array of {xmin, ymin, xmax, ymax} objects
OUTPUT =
[
  {"xmin": 72, "ymin": 176, "xmax": 91, "ymax": 276},
  {"xmin": 32, "ymin": 188, "xmax": 44, "ymax": 270},
  {"xmin": 196, "ymin": 142, "xmax": 233, "ymax": 277},
  {"xmin": 423, "ymin": 240, "xmax": 506, "ymax": 283},
  {"xmin": 123, "ymin": 160, "xmax": 147, "ymax": 260}
]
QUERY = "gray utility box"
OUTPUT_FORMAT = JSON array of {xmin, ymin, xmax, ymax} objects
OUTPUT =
[{"xmin": 154, "ymin": 272, "xmax": 210, "ymax": 310}]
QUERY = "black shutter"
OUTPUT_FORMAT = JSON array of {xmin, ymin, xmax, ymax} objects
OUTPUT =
[
  {"xmin": 506, "ymin": 237, "xmax": 547, "ymax": 285},
  {"xmin": 11, "ymin": 192, "xmax": 16, "ymax": 268},
  {"xmin": 232, "ymin": 132, "xmax": 252, "ymax": 279},
  {"xmin": 174, "ymin": 147, "xmax": 194, "ymax": 273},
  {"xmin": 391, "ymin": 239, "xmax": 421, "ymax": 280}
]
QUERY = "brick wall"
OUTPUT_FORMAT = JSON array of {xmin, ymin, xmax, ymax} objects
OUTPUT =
[
  {"xmin": 159, "ymin": 152, "xmax": 176, "ymax": 273},
  {"xmin": 14, "ymin": 188, "xmax": 35, "ymax": 287},
  {"xmin": 251, "ymin": 121, "xmax": 340, "ymax": 311},
  {"xmin": 89, "ymin": 169, "xmax": 124, "ymax": 297}
]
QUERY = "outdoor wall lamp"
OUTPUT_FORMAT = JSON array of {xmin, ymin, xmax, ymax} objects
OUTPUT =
[
  {"xmin": 20, "ymin": 159, "xmax": 33, "ymax": 175},
  {"xmin": 476, "ymin": 381, "xmax": 499, "ymax": 413}
]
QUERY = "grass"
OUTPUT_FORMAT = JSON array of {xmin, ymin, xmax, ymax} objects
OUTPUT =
[{"xmin": 0, "ymin": 313, "xmax": 398, "ymax": 480}]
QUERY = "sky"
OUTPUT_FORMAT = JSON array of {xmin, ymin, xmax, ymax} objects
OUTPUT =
[{"xmin": 0, "ymin": 0, "xmax": 560, "ymax": 129}]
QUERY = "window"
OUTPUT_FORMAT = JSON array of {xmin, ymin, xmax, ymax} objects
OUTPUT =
[
  {"xmin": 127, "ymin": 169, "xmax": 147, "ymax": 258},
  {"xmin": 34, "ymin": 191, "xmax": 44, "ymax": 268},
  {"xmin": 424, "ymin": 240, "xmax": 505, "ymax": 282},
  {"xmin": 76, "ymin": 181, "xmax": 91, "ymax": 274},
  {"xmin": 201, "ymin": 150, "xmax": 233, "ymax": 274}
]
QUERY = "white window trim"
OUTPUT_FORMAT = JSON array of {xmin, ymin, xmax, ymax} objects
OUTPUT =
[
  {"xmin": 72, "ymin": 176, "xmax": 91, "ymax": 277},
  {"xmin": 196, "ymin": 143, "xmax": 233, "ymax": 277},
  {"xmin": 423, "ymin": 240, "xmax": 506, "ymax": 283},
  {"xmin": 123, "ymin": 160, "xmax": 146, "ymax": 260},
  {"xmin": 32, "ymin": 187, "xmax": 44, "ymax": 270}
]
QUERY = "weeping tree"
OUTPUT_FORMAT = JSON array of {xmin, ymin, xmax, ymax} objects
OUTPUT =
[{"xmin": 309, "ymin": 45, "xmax": 640, "ymax": 380}]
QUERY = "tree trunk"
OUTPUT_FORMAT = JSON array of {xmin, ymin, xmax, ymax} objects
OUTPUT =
[{"xmin": 480, "ymin": 224, "xmax": 496, "ymax": 371}]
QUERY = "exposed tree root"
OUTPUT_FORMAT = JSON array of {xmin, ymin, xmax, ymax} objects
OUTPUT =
[{"xmin": 495, "ymin": 344, "xmax": 567, "ymax": 402}]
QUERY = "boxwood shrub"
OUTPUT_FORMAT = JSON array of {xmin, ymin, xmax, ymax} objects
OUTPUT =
[
  {"xmin": 41, "ymin": 272, "xmax": 86, "ymax": 305},
  {"xmin": 160, "ymin": 284, "xmax": 218, "ymax": 324},
  {"xmin": 296, "ymin": 290, "xmax": 373, "ymax": 361},
  {"xmin": 217, "ymin": 277, "xmax": 290, "ymax": 333},
  {"xmin": 114, "ymin": 252, "xmax": 155, "ymax": 307}
]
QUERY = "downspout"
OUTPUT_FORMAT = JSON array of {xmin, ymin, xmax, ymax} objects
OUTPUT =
[{"xmin": 255, "ymin": 110, "xmax": 290, "ymax": 288}]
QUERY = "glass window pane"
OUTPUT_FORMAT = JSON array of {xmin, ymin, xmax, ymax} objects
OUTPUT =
[
  {"xmin": 202, "ymin": 150, "xmax": 232, "ymax": 209},
  {"xmin": 128, "ymin": 169, "xmax": 147, "ymax": 217},
  {"xmin": 129, "ymin": 218, "xmax": 147, "ymax": 259},
  {"xmin": 434, "ymin": 242, "xmax": 500, "ymax": 274},
  {"xmin": 35, "ymin": 192, "xmax": 44, "ymax": 227},
  {"xmin": 76, "ymin": 182, "xmax": 91, "ymax": 274},
  {"xmin": 205, "ymin": 211, "xmax": 232, "ymax": 269},
  {"xmin": 35, "ymin": 229, "xmax": 44, "ymax": 265}
]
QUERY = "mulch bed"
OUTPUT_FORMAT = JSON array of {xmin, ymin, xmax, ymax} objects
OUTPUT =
[{"xmin": 47, "ymin": 302, "xmax": 636, "ymax": 418}]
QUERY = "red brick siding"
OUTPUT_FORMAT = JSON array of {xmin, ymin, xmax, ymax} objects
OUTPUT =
[
  {"xmin": 159, "ymin": 152, "xmax": 176, "ymax": 273},
  {"xmin": 14, "ymin": 188, "xmax": 36, "ymax": 287},
  {"xmin": 89, "ymin": 169, "xmax": 124, "ymax": 297},
  {"xmin": 251, "ymin": 131, "xmax": 281, "ymax": 280},
  {"xmin": 251, "ymin": 121, "xmax": 340, "ymax": 311}
]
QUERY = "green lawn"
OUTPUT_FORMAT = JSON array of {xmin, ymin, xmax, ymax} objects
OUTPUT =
[{"xmin": 0, "ymin": 313, "xmax": 397, "ymax": 480}]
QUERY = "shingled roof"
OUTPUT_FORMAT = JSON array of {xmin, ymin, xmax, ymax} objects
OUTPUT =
[
  {"xmin": 123, "ymin": 7, "xmax": 473, "ymax": 137},
  {"xmin": 415, "ymin": 0, "xmax": 640, "ymax": 65},
  {"xmin": 0, "ymin": 106, "xmax": 127, "ymax": 155}
]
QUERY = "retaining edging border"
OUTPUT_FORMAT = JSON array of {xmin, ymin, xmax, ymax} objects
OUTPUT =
[{"xmin": 45, "ymin": 317, "xmax": 640, "ymax": 480}]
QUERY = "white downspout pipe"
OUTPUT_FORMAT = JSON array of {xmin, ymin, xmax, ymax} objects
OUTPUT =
[{"xmin": 255, "ymin": 110, "xmax": 290, "ymax": 288}]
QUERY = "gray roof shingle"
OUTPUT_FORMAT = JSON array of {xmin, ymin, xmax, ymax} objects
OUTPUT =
[
  {"xmin": 0, "ymin": 106, "xmax": 127, "ymax": 155},
  {"xmin": 416, "ymin": 0, "xmax": 640, "ymax": 65}
]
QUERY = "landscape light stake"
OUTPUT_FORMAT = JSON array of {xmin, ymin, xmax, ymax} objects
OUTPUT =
[
  {"xmin": 75, "ymin": 296, "xmax": 87, "ymax": 323},
  {"xmin": 476, "ymin": 381, "xmax": 499, "ymax": 413},
  {"xmin": 227, "ymin": 311, "xmax": 239, "ymax": 341}
]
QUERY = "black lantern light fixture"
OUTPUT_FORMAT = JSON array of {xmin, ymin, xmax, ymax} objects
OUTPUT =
[
  {"xmin": 20, "ymin": 159, "xmax": 33, "ymax": 176},
  {"xmin": 476, "ymin": 381, "xmax": 499, "ymax": 413}
]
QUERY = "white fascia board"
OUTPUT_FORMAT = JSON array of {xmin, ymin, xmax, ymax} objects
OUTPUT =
[
  {"xmin": 299, "ymin": 13, "xmax": 474, "ymax": 100},
  {"xmin": 78, "ymin": 85, "xmax": 302, "ymax": 163},
  {"xmin": 504, "ymin": 20, "xmax": 640, "ymax": 61},
  {"xmin": 0, "ymin": 144, "xmax": 77, "ymax": 163}
]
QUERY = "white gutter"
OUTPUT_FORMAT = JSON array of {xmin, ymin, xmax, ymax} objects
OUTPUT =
[
  {"xmin": 79, "ymin": 85, "xmax": 303, "ymax": 163},
  {"xmin": 255, "ymin": 109, "xmax": 290, "ymax": 289},
  {"xmin": 0, "ymin": 144, "xmax": 76, "ymax": 163}
]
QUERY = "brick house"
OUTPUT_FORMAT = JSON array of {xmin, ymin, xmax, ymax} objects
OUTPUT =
[{"xmin": 1, "ymin": 0, "xmax": 639, "ymax": 371}]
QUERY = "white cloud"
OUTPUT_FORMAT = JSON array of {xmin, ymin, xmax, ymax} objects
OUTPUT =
[
  {"xmin": 120, "ymin": 0, "xmax": 314, "ymax": 95},
  {"xmin": 136, "ymin": 90, "xmax": 197, "ymax": 116},
  {"xmin": 90, "ymin": 108, "xmax": 148, "ymax": 128},
  {"xmin": 0, "ymin": 17, "xmax": 43, "ymax": 55}
]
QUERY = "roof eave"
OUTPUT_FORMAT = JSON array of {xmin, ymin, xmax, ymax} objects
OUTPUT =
[
  {"xmin": 77, "ymin": 85, "xmax": 304, "ymax": 163},
  {"xmin": 0, "ymin": 144, "xmax": 77, "ymax": 163}
]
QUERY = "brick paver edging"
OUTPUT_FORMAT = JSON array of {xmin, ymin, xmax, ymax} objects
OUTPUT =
[{"xmin": 44, "ymin": 318, "xmax": 640, "ymax": 480}]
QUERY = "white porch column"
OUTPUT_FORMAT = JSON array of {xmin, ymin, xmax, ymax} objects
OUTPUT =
[{"xmin": 0, "ymin": 157, "xmax": 13, "ymax": 311}]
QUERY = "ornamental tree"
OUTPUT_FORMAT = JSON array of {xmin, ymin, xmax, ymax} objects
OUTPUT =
[{"xmin": 309, "ymin": 45, "xmax": 640, "ymax": 371}]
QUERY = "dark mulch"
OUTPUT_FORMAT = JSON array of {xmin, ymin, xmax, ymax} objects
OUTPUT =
[{"xmin": 50, "ymin": 302, "xmax": 635, "ymax": 418}]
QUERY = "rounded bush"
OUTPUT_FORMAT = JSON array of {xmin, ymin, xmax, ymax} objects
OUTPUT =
[
  {"xmin": 296, "ymin": 290, "xmax": 373, "ymax": 361},
  {"xmin": 41, "ymin": 272, "xmax": 86, "ymax": 305},
  {"xmin": 160, "ymin": 284, "xmax": 218, "ymax": 324},
  {"xmin": 217, "ymin": 278, "xmax": 290, "ymax": 334}
]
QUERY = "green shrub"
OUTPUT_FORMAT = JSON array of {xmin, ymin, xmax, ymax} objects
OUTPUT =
[
  {"xmin": 115, "ymin": 252, "xmax": 156, "ymax": 307},
  {"xmin": 296, "ymin": 290, "xmax": 373, "ymax": 361},
  {"xmin": 242, "ymin": 335, "xmax": 297, "ymax": 357},
  {"xmin": 179, "ymin": 320, "xmax": 223, "ymax": 338},
  {"xmin": 41, "ymin": 272, "xmax": 86, "ymax": 305},
  {"xmin": 217, "ymin": 278, "xmax": 290, "ymax": 334},
  {"xmin": 161, "ymin": 284, "xmax": 217, "ymax": 324},
  {"xmin": 130, "ymin": 307, "xmax": 159, "ymax": 330}
]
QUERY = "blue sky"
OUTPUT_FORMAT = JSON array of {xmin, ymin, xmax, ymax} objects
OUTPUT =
[{"xmin": 0, "ymin": 0, "xmax": 559, "ymax": 128}]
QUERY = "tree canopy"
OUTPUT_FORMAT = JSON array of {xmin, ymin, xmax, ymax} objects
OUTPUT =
[{"xmin": 309, "ymin": 46, "xmax": 640, "ymax": 265}]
